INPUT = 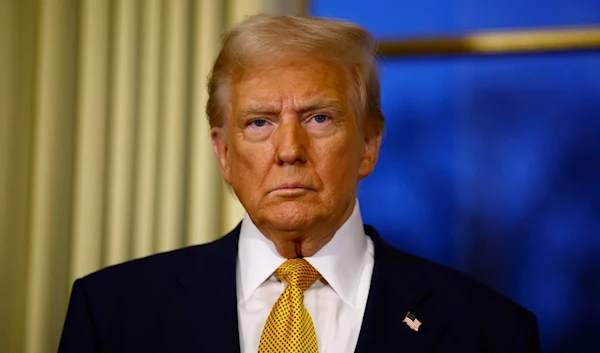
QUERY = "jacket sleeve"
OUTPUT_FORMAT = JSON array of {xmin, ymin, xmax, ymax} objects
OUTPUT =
[
  {"xmin": 512, "ymin": 310, "xmax": 541, "ymax": 353},
  {"xmin": 57, "ymin": 279, "xmax": 99, "ymax": 353}
]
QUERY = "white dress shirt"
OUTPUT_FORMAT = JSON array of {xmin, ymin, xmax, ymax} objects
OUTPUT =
[{"xmin": 236, "ymin": 201, "xmax": 374, "ymax": 353}]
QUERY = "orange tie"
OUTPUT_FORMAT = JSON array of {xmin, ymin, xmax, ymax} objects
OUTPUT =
[{"xmin": 258, "ymin": 258, "xmax": 320, "ymax": 353}]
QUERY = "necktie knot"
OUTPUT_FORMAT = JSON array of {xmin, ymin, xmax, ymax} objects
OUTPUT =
[{"xmin": 275, "ymin": 258, "xmax": 320, "ymax": 291}]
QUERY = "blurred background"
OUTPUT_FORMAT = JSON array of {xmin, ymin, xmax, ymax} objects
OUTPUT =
[{"xmin": 0, "ymin": 0, "xmax": 598, "ymax": 352}]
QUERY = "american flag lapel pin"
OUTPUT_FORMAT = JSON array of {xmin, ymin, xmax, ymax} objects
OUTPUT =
[{"xmin": 403, "ymin": 311, "xmax": 422, "ymax": 332}]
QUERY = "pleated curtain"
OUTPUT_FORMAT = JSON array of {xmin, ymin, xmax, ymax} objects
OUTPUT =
[{"xmin": 0, "ymin": 1, "xmax": 306, "ymax": 352}]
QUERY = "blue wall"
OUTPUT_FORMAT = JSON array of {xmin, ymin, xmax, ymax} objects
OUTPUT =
[{"xmin": 312, "ymin": 1, "xmax": 600, "ymax": 352}]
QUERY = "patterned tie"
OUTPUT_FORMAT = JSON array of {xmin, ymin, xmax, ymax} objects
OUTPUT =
[{"xmin": 258, "ymin": 258, "xmax": 321, "ymax": 353}]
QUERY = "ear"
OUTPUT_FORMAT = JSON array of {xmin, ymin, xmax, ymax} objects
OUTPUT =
[
  {"xmin": 358, "ymin": 125, "xmax": 383, "ymax": 179},
  {"xmin": 211, "ymin": 126, "xmax": 232, "ymax": 185}
]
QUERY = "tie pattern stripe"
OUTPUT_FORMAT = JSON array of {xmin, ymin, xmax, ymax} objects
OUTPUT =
[{"xmin": 258, "ymin": 258, "xmax": 321, "ymax": 353}]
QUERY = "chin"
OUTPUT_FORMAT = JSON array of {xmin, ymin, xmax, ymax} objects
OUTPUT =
[{"xmin": 260, "ymin": 200, "xmax": 324, "ymax": 231}]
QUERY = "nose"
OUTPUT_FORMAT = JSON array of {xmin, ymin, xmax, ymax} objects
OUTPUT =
[{"xmin": 273, "ymin": 117, "xmax": 308, "ymax": 165}]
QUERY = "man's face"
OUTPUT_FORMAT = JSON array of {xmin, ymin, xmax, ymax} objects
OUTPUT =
[{"xmin": 211, "ymin": 57, "xmax": 381, "ymax": 236}]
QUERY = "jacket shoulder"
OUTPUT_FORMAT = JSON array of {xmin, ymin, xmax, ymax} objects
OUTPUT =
[
  {"xmin": 79, "ymin": 231, "xmax": 237, "ymax": 295},
  {"xmin": 403, "ymin": 249, "xmax": 532, "ymax": 316},
  {"xmin": 392, "ymin": 248, "xmax": 539, "ymax": 351}
]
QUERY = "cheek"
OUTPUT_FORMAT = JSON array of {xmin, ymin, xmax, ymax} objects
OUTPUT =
[
  {"xmin": 229, "ymin": 137, "xmax": 256, "ymax": 169},
  {"xmin": 315, "ymin": 138, "xmax": 362, "ymax": 184},
  {"xmin": 229, "ymin": 141, "xmax": 273, "ymax": 188}
]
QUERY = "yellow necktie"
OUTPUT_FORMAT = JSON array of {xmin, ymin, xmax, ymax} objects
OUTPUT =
[{"xmin": 258, "ymin": 258, "xmax": 320, "ymax": 353}]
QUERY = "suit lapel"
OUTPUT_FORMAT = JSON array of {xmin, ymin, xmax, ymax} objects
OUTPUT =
[
  {"xmin": 156, "ymin": 223, "xmax": 446, "ymax": 353},
  {"xmin": 158, "ymin": 226, "xmax": 242, "ymax": 353},
  {"xmin": 355, "ymin": 226, "xmax": 446, "ymax": 353}
]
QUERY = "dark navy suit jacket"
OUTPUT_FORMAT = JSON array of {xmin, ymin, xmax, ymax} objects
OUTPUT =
[{"xmin": 58, "ymin": 224, "xmax": 540, "ymax": 352}]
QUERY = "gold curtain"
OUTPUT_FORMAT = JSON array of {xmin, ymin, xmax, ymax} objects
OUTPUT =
[{"xmin": 0, "ymin": 1, "xmax": 306, "ymax": 352}]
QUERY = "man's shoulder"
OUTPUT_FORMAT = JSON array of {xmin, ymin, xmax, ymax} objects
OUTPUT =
[
  {"xmin": 79, "ymin": 232, "xmax": 236, "ymax": 293},
  {"xmin": 82, "ymin": 243, "xmax": 199, "ymax": 282},
  {"xmin": 388, "ymin": 245, "xmax": 535, "ymax": 323},
  {"xmin": 369, "ymin": 230, "xmax": 540, "ymax": 350}
]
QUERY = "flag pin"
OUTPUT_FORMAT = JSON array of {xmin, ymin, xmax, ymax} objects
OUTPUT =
[{"xmin": 403, "ymin": 311, "xmax": 422, "ymax": 332}]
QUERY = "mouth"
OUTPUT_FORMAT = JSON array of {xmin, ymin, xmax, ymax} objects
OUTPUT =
[{"xmin": 270, "ymin": 183, "xmax": 315, "ymax": 196}]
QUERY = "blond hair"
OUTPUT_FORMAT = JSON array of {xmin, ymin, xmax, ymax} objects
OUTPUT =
[{"xmin": 206, "ymin": 14, "xmax": 384, "ymax": 132}]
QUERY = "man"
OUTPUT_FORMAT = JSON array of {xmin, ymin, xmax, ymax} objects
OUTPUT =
[{"xmin": 58, "ymin": 15, "xmax": 540, "ymax": 353}]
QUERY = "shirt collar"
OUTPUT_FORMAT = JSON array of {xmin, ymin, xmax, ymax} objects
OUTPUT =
[{"xmin": 237, "ymin": 200, "xmax": 367, "ymax": 307}]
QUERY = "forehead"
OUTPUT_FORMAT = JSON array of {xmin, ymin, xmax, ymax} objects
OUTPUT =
[{"xmin": 230, "ymin": 57, "xmax": 351, "ymax": 112}]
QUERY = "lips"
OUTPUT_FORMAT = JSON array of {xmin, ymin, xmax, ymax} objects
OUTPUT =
[
  {"xmin": 270, "ymin": 182, "xmax": 315, "ymax": 193},
  {"xmin": 277, "ymin": 182, "xmax": 310, "ymax": 189}
]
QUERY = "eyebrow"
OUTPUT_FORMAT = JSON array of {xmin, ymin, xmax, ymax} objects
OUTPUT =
[
  {"xmin": 297, "ymin": 98, "xmax": 345, "ymax": 115},
  {"xmin": 239, "ymin": 97, "xmax": 345, "ymax": 117},
  {"xmin": 239, "ymin": 104, "xmax": 279, "ymax": 117}
]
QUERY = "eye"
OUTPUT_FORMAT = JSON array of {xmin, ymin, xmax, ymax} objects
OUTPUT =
[
  {"xmin": 312, "ymin": 114, "xmax": 330, "ymax": 123},
  {"xmin": 250, "ymin": 119, "xmax": 267, "ymax": 127}
]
